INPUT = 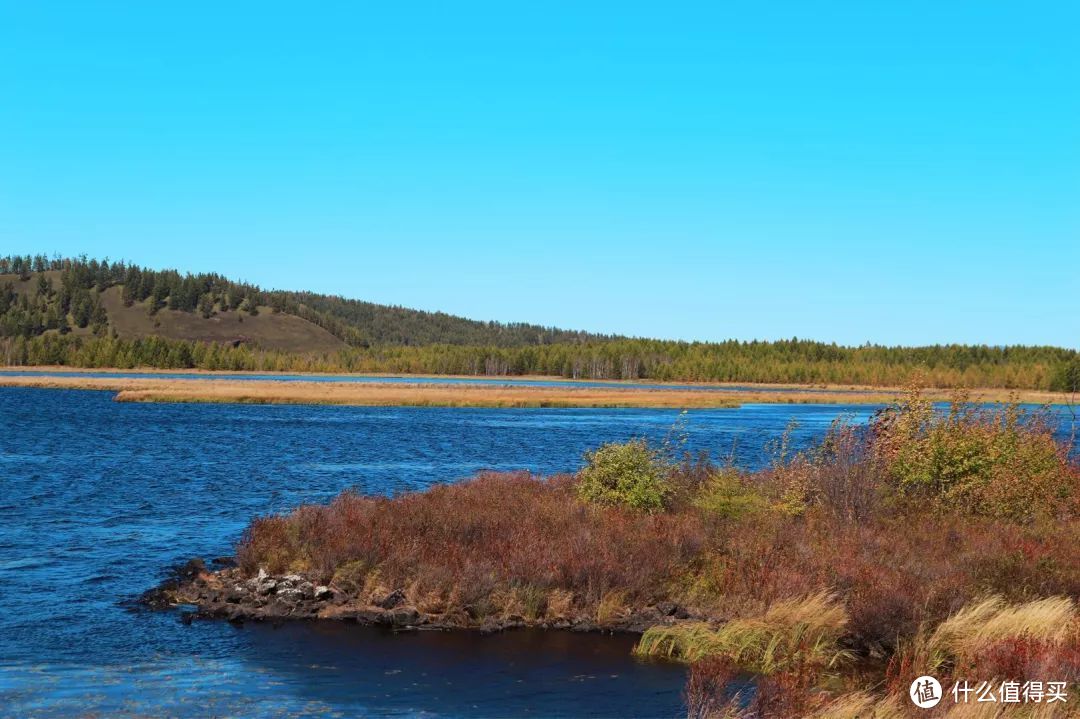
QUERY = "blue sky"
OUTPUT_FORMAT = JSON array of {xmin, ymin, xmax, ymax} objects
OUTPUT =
[{"xmin": 1, "ymin": 2, "xmax": 1077, "ymax": 346}]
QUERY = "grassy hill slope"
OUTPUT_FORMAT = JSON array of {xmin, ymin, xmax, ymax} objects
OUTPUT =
[
  {"xmin": 96, "ymin": 287, "xmax": 345, "ymax": 353},
  {"xmin": 4, "ymin": 269, "xmax": 344, "ymax": 352}
]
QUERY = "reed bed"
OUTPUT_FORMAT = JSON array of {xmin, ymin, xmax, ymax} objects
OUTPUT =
[{"xmin": 0, "ymin": 370, "xmax": 1071, "ymax": 407}]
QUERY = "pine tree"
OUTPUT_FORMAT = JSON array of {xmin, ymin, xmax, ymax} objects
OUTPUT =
[{"xmin": 90, "ymin": 299, "xmax": 109, "ymax": 335}]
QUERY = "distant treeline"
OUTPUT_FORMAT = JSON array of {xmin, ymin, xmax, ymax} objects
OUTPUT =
[
  {"xmin": 3, "ymin": 333, "xmax": 1079, "ymax": 391},
  {"xmin": 2, "ymin": 254, "xmax": 1078, "ymax": 391},
  {"xmin": 0, "ymin": 254, "xmax": 609, "ymax": 347}
]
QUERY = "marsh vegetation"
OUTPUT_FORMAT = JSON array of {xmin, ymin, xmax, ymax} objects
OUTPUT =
[{"xmin": 227, "ymin": 389, "xmax": 1080, "ymax": 716}]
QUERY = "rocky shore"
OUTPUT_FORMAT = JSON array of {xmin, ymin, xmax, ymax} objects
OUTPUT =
[{"xmin": 141, "ymin": 558, "xmax": 701, "ymax": 634}]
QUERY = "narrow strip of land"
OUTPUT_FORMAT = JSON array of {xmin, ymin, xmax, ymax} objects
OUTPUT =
[{"xmin": 0, "ymin": 370, "xmax": 1072, "ymax": 408}]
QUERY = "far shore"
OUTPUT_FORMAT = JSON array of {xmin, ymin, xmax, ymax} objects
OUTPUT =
[
  {"xmin": 0, "ymin": 366, "xmax": 1074, "ymax": 408},
  {"xmin": 0, "ymin": 364, "xmax": 876, "ymax": 390}
]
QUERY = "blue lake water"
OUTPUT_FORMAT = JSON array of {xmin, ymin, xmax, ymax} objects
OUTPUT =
[
  {"xmin": 0, "ymin": 387, "xmax": 1070, "ymax": 717},
  {"xmin": 0, "ymin": 368, "xmax": 876, "ymax": 393}
]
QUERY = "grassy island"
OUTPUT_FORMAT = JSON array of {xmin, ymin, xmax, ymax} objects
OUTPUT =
[
  {"xmin": 156, "ymin": 390, "xmax": 1080, "ymax": 717},
  {"xmin": 2, "ymin": 370, "xmax": 1076, "ymax": 409}
]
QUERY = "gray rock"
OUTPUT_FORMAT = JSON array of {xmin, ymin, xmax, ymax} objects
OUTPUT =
[
  {"xmin": 313, "ymin": 585, "xmax": 333, "ymax": 601},
  {"xmin": 479, "ymin": 619, "xmax": 503, "ymax": 635},
  {"xmin": 376, "ymin": 589, "xmax": 406, "ymax": 609},
  {"xmin": 388, "ymin": 607, "xmax": 420, "ymax": 626},
  {"xmin": 656, "ymin": 602, "xmax": 678, "ymax": 617},
  {"xmin": 350, "ymin": 608, "xmax": 386, "ymax": 624},
  {"xmin": 277, "ymin": 588, "xmax": 305, "ymax": 604},
  {"xmin": 263, "ymin": 598, "xmax": 296, "ymax": 616}
]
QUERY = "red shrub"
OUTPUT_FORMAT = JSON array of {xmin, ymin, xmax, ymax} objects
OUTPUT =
[
  {"xmin": 238, "ymin": 471, "xmax": 707, "ymax": 610},
  {"xmin": 685, "ymin": 658, "xmax": 741, "ymax": 719}
]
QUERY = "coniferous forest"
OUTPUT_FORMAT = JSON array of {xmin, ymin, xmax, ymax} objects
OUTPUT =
[{"xmin": 1, "ymin": 254, "xmax": 1078, "ymax": 391}]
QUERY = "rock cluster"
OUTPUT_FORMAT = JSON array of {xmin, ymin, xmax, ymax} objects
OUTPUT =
[
  {"xmin": 170, "ymin": 567, "xmax": 348, "ymax": 623},
  {"xmin": 142, "ymin": 558, "xmax": 701, "ymax": 634}
]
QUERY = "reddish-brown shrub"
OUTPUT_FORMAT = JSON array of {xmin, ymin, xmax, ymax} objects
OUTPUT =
[
  {"xmin": 238, "ymin": 471, "xmax": 707, "ymax": 612},
  {"xmin": 685, "ymin": 658, "xmax": 742, "ymax": 719},
  {"xmin": 958, "ymin": 635, "xmax": 1080, "ymax": 685}
]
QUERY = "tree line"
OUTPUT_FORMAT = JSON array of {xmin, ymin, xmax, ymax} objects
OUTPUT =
[{"xmin": 2, "ymin": 333, "xmax": 1078, "ymax": 391}]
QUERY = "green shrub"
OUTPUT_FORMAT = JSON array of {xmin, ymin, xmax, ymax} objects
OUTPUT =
[
  {"xmin": 693, "ymin": 470, "xmax": 767, "ymax": 519},
  {"xmin": 576, "ymin": 439, "xmax": 671, "ymax": 512},
  {"xmin": 872, "ymin": 390, "xmax": 1077, "ymax": 521}
]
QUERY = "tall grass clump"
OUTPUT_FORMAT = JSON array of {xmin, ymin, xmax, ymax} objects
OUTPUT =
[
  {"xmin": 635, "ymin": 592, "xmax": 850, "ymax": 674},
  {"xmin": 931, "ymin": 595, "xmax": 1075, "ymax": 657},
  {"xmin": 890, "ymin": 595, "xmax": 1079, "ymax": 679}
]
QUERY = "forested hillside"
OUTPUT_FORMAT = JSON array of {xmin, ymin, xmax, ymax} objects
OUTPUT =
[
  {"xmin": 0, "ymin": 255, "xmax": 608, "ymax": 349},
  {"xmin": 1, "ymin": 254, "xmax": 1078, "ymax": 390}
]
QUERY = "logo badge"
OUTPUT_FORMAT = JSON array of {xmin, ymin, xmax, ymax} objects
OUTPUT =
[{"xmin": 910, "ymin": 675, "xmax": 943, "ymax": 708}]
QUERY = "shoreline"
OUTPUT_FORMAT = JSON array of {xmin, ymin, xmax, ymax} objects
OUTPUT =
[
  {"xmin": 0, "ymin": 364, "xmax": 868, "ymax": 390},
  {"xmin": 0, "ymin": 367, "xmax": 1073, "ymax": 407},
  {"xmin": 144, "ymin": 559, "xmax": 698, "ymax": 635},
  {"xmin": 0, "ymin": 374, "xmax": 743, "ymax": 408}
]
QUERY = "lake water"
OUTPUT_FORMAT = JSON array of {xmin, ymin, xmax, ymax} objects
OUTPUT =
[{"xmin": 0, "ymin": 388, "xmax": 1067, "ymax": 717}]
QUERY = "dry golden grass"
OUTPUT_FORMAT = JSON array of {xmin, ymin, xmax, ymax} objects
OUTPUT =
[
  {"xmin": 635, "ymin": 592, "xmax": 850, "ymax": 672},
  {"xmin": 114, "ymin": 382, "xmax": 750, "ymax": 408},
  {"xmin": 930, "ymin": 596, "xmax": 1076, "ymax": 659},
  {"xmin": 0, "ymin": 369, "xmax": 1071, "ymax": 408},
  {"xmin": 806, "ymin": 692, "xmax": 906, "ymax": 719},
  {"xmin": 806, "ymin": 693, "xmax": 1080, "ymax": 718},
  {"xmin": 940, "ymin": 702, "xmax": 1080, "ymax": 718},
  {"xmin": 0, "ymin": 374, "xmax": 742, "ymax": 407}
]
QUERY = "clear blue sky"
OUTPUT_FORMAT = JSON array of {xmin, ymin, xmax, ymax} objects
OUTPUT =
[{"xmin": 1, "ymin": 2, "xmax": 1077, "ymax": 347}]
